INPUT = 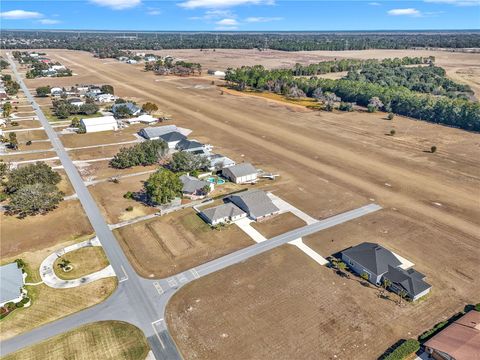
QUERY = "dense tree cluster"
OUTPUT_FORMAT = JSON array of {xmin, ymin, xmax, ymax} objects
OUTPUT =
[
  {"xmin": 2, "ymin": 162, "xmax": 63, "ymax": 217},
  {"xmin": 0, "ymin": 57, "xmax": 8, "ymax": 70},
  {"xmin": 2, "ymin": 31, "xmax": 480, "ymax": 51},
  {"xmin": 26, "ymin": 62, "xmax": 72, "ymax": 78},
  {"xmin": 344, "ymin": 63, "xmax": 473, "ymax": 99},
  {"xmin": 52, "ymin": 99, "xmax": 99, "ymax": 119},
  {"xmin": 225, "ymin": 64, "xmax": 480, "ymax": 131},
  {"xmin": 1, "ymin": 74, "xmax": 20, "ymax": 95},
  {"xmin": 109, "ymin": 140, "xmax": 168, "ymax": 169},
  {"xmin": 169, "ymin": 151, "xmax": 210, "ymax": 173},
  {"xmin": 144, "ymin": 169, "xmax": 183, "ymax": 205},
  {"xmin": 144, "ymin": 58, "xmax": 202, "ymax": 76},
  {"xmin": 36, "ymin": 86, "xmax": 51, "ymax": 97}
]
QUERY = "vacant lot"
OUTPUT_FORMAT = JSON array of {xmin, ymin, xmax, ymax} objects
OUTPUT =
[
  {"xmin": 68, "ymin": 143, "xmax": 134, "ymax": 161},
  {"xmin": 78, "ymin": 160, "xmax": 158, "ymax": 181},
  {"xmin": 251, "ymin": 212, "xmax": 306, "ymax": 238},
  {"xmin": 60, "ymin": 127, "xmax": 142, "ymax": 148},
  {"xmin": 54, "ymin": 246, "xmax": 109, "ymax": 280},
  {"xmin": 5, "ymin": 140, "xmax": 53, "ymax": 152},
  {"xmin": 0, "ymin": 237, "xmax": 116, "ymax": 341},
  {"xmin": 0, "ymin": 150, "xmax": 56, "ymax": 164},
  {"xmin": 0, "ymin": 200, "xmax": 93, "ymax": 258},
  {"xmin": 4, "ymin": 120, "xmax": 41, "ymax": 131},
  {"xmin": 88, "ymin": 172, "xmax": 157, "ymax": 224},
  {"xmin": 115, "ymin": 208, "xmax": 254, "ymax": 278},
  {"xmin": 3, "ymin": 321, "xmax": 149, "ymax": 360},
  {"xmin": 5, "ymin": 129, "xmax": 48, "ymax": 143}
]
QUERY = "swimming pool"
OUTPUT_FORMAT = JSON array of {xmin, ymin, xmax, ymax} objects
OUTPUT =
[{"xmin": 207, "ymin": 177, "xmax": 225, "ymax": 185}]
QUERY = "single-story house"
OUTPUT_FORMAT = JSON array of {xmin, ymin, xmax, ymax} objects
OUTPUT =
[
  {"xmin": 176, "ymin": 139, "xmax": 205, "ymax": 152},
  {"xmin": 228, "ymin": 189, "xmax": 280, "ymax": 221},
  {"xmin": 207, "ymin": 69, "xmax": 226, "ymax": 77},
  {"xmin": 67, "ymin": 98, "xmax": 84, "ymax": 107},
  {"xmin": 50, "ymin": 87, "xmax": 63, "ymax": 96},
  {"xmin": 180, "ymin": 174, "xmax": 213, "ymax": 199},
  {"xmin": 126, "ymin": 59, "xmax": 138, "ymax": 64},
  {"xmin": 0, "ymin": 262, "xmax": 25, "ymax": 307},
  {"xmin": 95, "ymin": 93, "xmax": 116, "ymax": 103},
  {"xmin": 42, "ymin": 69, "xmax": 57, "ymax": 77},
  {"xmin": 51, "ymin": 65, "xmax": 66, "ymax": 71},
  {"xmin": 158, "ymin": 131, "xmax": 187, "ymax": 149},
  {"xmin": 145, "ymin": 56, "xmax": 157, "ymax": 62},
  {"xmin": 209, "ymin": 154, "xmax": 236, "ymax": 171},
  {"xmin": 341, "ymin": 242, "xmax": 431, "ymax": 300},
  {"xmin": 125, "ymin": 114, "xmax": 158, "ymax": 125},
  {"xmin": 112, "ymin": 102, "xmax": 141, "ymax": 117},
  {"xmin": 80, "ymin": 115, "xmax": 118, "ymax": 133},
  {"xmin": 89, "ymin": 87, "xmax": 102, "ymax": 94},
  {"xmin": 222, "ymin": 162, "xmax": 257, "ymax": 184},
  {"xmin": 200, "ymin": 203, "xmax": 247, "ymax": 226},
  {"xmin": 424, "ymin": 310, "xmax": 480, "ymax": 360},
  {"xmin": 138, "ymin": 125, "xmax": 179, "ymax": 140}
]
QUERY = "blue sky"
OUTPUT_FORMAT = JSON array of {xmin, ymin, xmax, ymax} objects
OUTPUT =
[{"xmin": 1, "ymin": 0, "xmax": 479, "ymax": 31}]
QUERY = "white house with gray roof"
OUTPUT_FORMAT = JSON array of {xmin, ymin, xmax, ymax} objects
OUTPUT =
[
  {"xmin": 228, "ymin": 189, "xmax": 280, "ymax": 221},
  {"xmin": 158, "ymin": 131, "xmax": 187, "ymax": 149},
  {"xmin": 209, "ymin": 154, "xmax": 235, "ymax": 171},
  {"xmin": 341, "ymin": 242, "xmax": 431, "ymax": 301},
  {"xmin": 222, "ymin": 162, "xmax": 257, "ymax": 184},
  {"xmin": 200, "ymin": 203, "xmax": 247, "ymax": 225},
  {"xmin": 180, "ymin": 174, "xmax": 212, "ymax": 199},
  {"xmin": 0, "ymin": 263, "xmax": 25, "ymax": 307},
  {"xmin": 138, "ymin": 125, "xmax": 179, "ymax": 140}
]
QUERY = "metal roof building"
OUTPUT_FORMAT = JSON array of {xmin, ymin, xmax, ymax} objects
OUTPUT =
[{"xmin": 0, "ymin": 263, "xmax": 24, "ymax": 306}]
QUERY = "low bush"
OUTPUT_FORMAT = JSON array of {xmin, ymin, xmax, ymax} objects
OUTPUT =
[
  {"xmin": 387, "ymin": 112, "xmax": 395, "ymax": 120},
  {"xmin": 475, "ymin": 303, "xmax": 480, "ymax": 312},
  {"xmin": 419, "ymin": 321, "xmax": 449, "ymax": 341},
  {"xmin": 26, "ymin": 140, "xmax": 32, "ymax": 146},
  {"xmin": 125, "ymin": 206, "xmax": 133, "ymax": 212},
  {"xmin": 15, "ymin": 302, "xmax": 24, "ymax": 308},
  {"xmin": 10, "ymin": 121, "xmax": 19, "ymax": 126},
  {"xmin": 21, "ymin": 297, "xmax": 30, "ymax": 304},
  {"xmin": 123, "ymin": 191, "xmax": 133, "ymax": 199},
  {"xmin": 383, "ymin": 339, "xmax": 420, "ymax": 360}
]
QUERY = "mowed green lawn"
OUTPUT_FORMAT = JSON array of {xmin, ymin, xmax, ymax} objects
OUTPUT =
[{"xmin": 4, "ymin": 321, "xmax": 150, "ymax": 360}]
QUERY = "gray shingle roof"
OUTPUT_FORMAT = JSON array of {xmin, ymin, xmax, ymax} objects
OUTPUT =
[
  {"xmin": 223, "ymin": 163, "xmax": 256, "ymax": 178},
  {"xmin": 139, "ymin": 125, "xmax": 178, "ymax": 139},
  {"xmin": 342, "ymin": 242, "xmax": 402, "ymax": 277},
  {"xmin": 180, "ymin": 175, "xmax": 209, "ymax": 194},
  {"xmin": 112, "ymin": 102, "xmax": 140, "ymax": 114},
  {"xmin": 0, "ymin": 263, "xmax": 24, "ymax": 304},
  {"xmin": 158, "ymin": 131, "xmax": 186, "ymax": 143},
  {"xmin": 176, "ymin": 139, "xmax": 204, "ymax": 151},
  {"xmin": 228, "ymin": 189, "xmax": 279, "ymax": 219},
  {"xmin": 201, "ymin": 203, "xmax": 246, "ymax": 222},
  {"xmin": 384, "ymin": 265, "xmax": 431, "ymax": 298}
]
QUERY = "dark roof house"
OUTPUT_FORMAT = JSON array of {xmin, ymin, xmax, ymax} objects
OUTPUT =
[
  {"xmin": 176, "ymin": 139, "xmax": 204, "ymax": 151},
  {"xmin": 158, "ymin": 131, "xmax": 186, "ymax": 143},
  {"xmin": 179, "ymin": 174, "xmax": 211, "ymax": 196},
  {"xmin": 112, "ymin": 102, "xmax": 141, "ymax": 115},
  {"xmin": 228, "ymin": 189, "xmax": 279, "ymax": 220},
  {"xmin": 383, "ymin": 265, "xmax": 431, "ymax": 300}
]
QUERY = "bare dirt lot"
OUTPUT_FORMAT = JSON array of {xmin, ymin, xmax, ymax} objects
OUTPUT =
[
  {"xmin": 77, "ymin": 160, "xmax": 157, "ymax": 181},
  {"xmin": 10, "ymin": 49, "xmax": 480, "ymax": 358},
  {"xmin": 0, "ymin": 150, "xmax": 56, "ymax": 163},
  {"xmin": 251, "ymin": 212, "xmax": 306, "ymax": 238},
  {"xmin": 0, "ymin": 200, "xmax": 93, "ymax": 258},
  {"xmin": 114, "ymin": 208, "xmax": 254, "ymax": 278}
]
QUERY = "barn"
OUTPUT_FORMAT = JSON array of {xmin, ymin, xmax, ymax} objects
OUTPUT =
[{"xmin": 80, "ymin": 116, "xmax": 118, "ymax": 133}]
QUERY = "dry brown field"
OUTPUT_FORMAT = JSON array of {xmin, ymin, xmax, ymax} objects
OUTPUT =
[
  {"xmin": 4, "ymin": 120, "xmax": 41, "ymax": 131},
  {"xmin": 251, "ymin": 212, "xmax": 306, "ymax": 238},
  {"xmin": 0, "ymin": 150, "xmax": 57, "ymax": 163},
  {"xmin": 88, "ymin": 172, "xmax": 156, "ymax": 224},
  {"xmin": 60, "ymin": 127, "xmax": 141, "ymax": 148},
  {"xmin": 68, "ymin": 143, "xmax": 131, "ymax": 161},
  {"xmin": 114, "ymin": 208, "xmax": 254, "ymax": 278},
  {"xmin": 77, "ymin": 160, "xmax": 157, "ymax": 181},
  {"xmin": 5, "ymin": 49, "xmax": 479, "ymax": 358},
  {"xmin": 4, "ymin": 129, "xmax": 48, "ymax": 143},
  {"xmin": 6, "ymin": 141, "xmax": 53, "ymax": 152},
  {"xmin": 0, "ymin": 200, "xmax": 93, "ymax": 258},
  {"xmin": 3, "ymin": 321, "xmax": 149, "ymax": 360}
]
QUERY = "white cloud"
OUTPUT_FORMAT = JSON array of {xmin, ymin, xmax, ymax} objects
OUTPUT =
[
  {"xmin": 387, "ymin": 8, "xmax": 421, "ymax": 16},
  {"xmin": 89, "ymin": 0, "xmax": 141, "ymax": 10},
  {"xmin": 147, "ymin": 9, "xmax": 162, "ymax": 15},
  {"xmin": 179, "ymin": 0, "xmax": 274, "ymax": 9},
  {"xmin": 216, "ymin": 18, "xmax": 238, "ymax": 25},
  {"xmin": 368, "ymin": 2, "xmax": 382, "ymax": 5},
  {"xmin": 244, "ymin": 16, "xmax": 282, "ymax": 22},
  {"xmin": 424, "ymin": 0, "xmax": 479, "ymax": 6},
  {"xmin": 0, "ymin": 10, "xmax": 43, "ymax": 19},
  {"xmin": 38, "ymin": 19, "xmax": 61, "ymax": 24}
]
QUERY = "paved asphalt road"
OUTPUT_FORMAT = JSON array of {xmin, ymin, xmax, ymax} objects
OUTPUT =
[{"xmin": 1, "ymin": 54, "xmax": 382, "ymax": 359}]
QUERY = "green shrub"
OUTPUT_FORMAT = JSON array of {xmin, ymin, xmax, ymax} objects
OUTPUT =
[
  {"xmin": 21, "ymin": 297, "xmax": 30, "ymax": 304},
  {"xmin": 125, "ymin": 206, "xmax": 133, "ymax": 212},
  {"xmin": 15, "ymin": 302, "xmax": 24, "ymax": 308},
  {"xmin": 26, "ymin": 140, "xmax": 32, "ymax": 146},
  {"xmin": 0, "ymin": 192, "xmax": 7, "ymax": 202},
  {"xmin": 10, "ymin": 121, "xmax": 19, "ymax": 126},
  {"xmin": 419, "ymin": 321, "xmax": 449, "ymax": 341},
  {"xmin": 475, "ymin": 303, "xmax": 480, "ymax": 312},
  {"xmin": 5, "ymin": 302, "xmax": 15, "ymax": 311},
  {"xmin": 387, "ymin": 113, "xmax": 395, "ymax": 120},
  {"xmin": 383, "ymin": 339, "xmax": 420, "ymax": 360},
  {"xmin": 123, "ymin": 191, "xmax": 133, "ymax": 199}
]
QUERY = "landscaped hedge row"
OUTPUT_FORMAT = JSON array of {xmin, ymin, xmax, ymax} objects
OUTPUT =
[
  {"xmin": 419, "ymin": 320, "xmax": 449, "ymax": 341},
  {"xmin": 383, "ymin": 339, "xmax": 420, "ymax": 360}
]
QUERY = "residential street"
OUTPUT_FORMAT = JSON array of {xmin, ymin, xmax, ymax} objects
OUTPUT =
[{"xmin": 1, "ymin": 53, "xmax": 381, "ymax": 360}]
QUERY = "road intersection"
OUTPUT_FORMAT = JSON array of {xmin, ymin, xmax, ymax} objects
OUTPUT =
[{"xmin": 1, "ymin": 54, "xmax": 382, "ymax": 359}]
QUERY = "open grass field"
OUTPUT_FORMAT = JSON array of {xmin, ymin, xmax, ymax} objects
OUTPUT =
[
  {"xmin": 53, "ymin": 246, "xmax": 110, "ymax": 280},
  {"xmin": 251, "ymin": 212, "xmax": 306, "ymax": 238},
  {"xmin": 3, "ymin": 321, "xmax": 149, "ymax": 360},
  {"xmin": 3, "ymin": 120, "xmax": 42, "ymax": 131},
  {"xmin": 0, "ymin": 200, "xmax": 93, "ymax": 258},
  {"xmin": 5, "ymin": 141, "xmax": 53, "ymax": 152},
  {"xmin": 0, "ymin": 150, "xmax": 56, "ymax": 163},
  {"xmin": 114, "ymin": 208, "xmax": 254, "ymax": 278},
  {"xmin": 7, "ymin": 49, "xmax": 479, "ymax": 357},
  {"xmin": 68, "ymin": 143, "xmax": 133, "ymax": 161},
  {"xmin": 60, "ymin": 126, "xmax": 142, "ymax": 148},
  {"xmin": 0, "ymin": 237, "xmax": 116, "ymax": 341},
  {"xmin": 4, "ymin": 129, "xmax": 48, "ymax": 143},
  {"xmin": 88, "ymin": 172, "xmax": 157, "ymax": 224},
  {"xmin": 78, "ymin": 160, "xmax": 158, "ymax": 181}
]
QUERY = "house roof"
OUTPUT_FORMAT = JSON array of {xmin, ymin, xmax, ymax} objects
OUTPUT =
[
  {"xmin": 81, "ymin": 115, "xmax": 117, "ymax": 127},
  {"xmin": 201, "ymin": 203, "xmax": 246, "ymax": 222},
  {"xmin": 179, "ymin": 174, "xmax": 209, "ymax": 194},
  {"xmin": 223, "ymin": 163, "xmax": 257, "ymax": 178},
  {"xmin": 176, "ymin": 139, "xmax": 204, "ymax": 151},
  {"xmin": 112, "ymin": 102, "xmax": 140, "ymax": 114},
  {"xmin": 341, "ymin": 242, "xmax": 402, "ymax": 277},
  {"xmin": 158, "ymin": 131, "xmax": 186, "ymax": 143},
  {"xmin": 139, "ymin": 125, "xmax": 179, "ymax": 139},
  {"xmin": 209, "ymin": 154, "xmax": 235, "ymax": 169},
  {"xmin": 383, "ymin": 265, "xmax": 431, "ymax": 298},
  {"xmin": 68, "ymin": 98, "xmax": 83, "ymax": 103},
  {"xmin": 229, "ymin": 190, "xmax": 279, "ymax": 219},
  {"xmin": 0, "ymin": 263, "xmax": 24, "ymax": 304},
  {"xmin": 425, "ymin": 311, "xmax": 480, "ymax": 360}
]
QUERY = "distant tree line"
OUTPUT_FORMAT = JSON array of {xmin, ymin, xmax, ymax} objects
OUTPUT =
[
  {"xmin": 225, "ymin": 64, "xmax": 480, "ymax": 131},
  {"xmin": 2, "ymin": 31, "xmax": 480, "ymax": 52},
  {"xmin": 144, "ymin": 58, "xmax": 202, "ymax": 76}
]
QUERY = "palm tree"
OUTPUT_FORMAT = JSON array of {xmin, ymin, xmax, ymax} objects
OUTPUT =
[{"xmin": 398, "ymin": 289, "xmax": 408, "ymax": 306}]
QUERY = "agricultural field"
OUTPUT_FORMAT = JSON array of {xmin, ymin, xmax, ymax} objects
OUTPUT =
[
  {"xmin": 114, "ymin": 208, "xmax": 254, "ymax": 278},
  {"xmin": 3, "ymin": 321, "xmax": 148, "ymax": 360}
]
